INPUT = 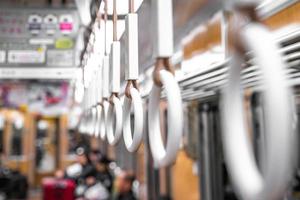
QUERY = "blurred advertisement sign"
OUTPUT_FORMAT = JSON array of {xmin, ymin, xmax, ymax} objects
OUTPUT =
[{"xmin": 0, "ymin": 81, "xmax": 70, "ymax": 116}]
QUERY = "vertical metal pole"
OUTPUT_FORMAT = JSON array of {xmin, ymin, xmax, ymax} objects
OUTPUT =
[
  {"xmin": 199, "ymin": 104, "xmax": 212, "ymax": 200},
  {"xmin": 209, "ymin": 104, "xmax": 224, "ymax": 200},
  {"xmin": 251, "ymin": 93, "xmax": 267, "ymax": 174},
  {"xmin": 104, "ymin": 0, "xmax": 108, "ymax": 55},
  {"xmin": 129, "ymin": 0, "xmax": 134, "ymax": 13},
  {"xmin": 145, "ymin": 111, "xmax": 160, "ymax": 200},
  {"xmin": 113, "ymin": 0, "xmax": 117, "ymax": 41},
  {"xmin": 221, "ymin": 11, "xmax": 230, "ymax": 60}
]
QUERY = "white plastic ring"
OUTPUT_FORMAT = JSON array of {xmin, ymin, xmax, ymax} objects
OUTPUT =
[
  {"xmin": 100, "ymin": 100, "xmax": 109, "ymax": 140},
  {"xmin": 86, "ymin": 108, "xmax": 95, "ymax": 136},
  {"xmin": 123, "ymin": 88, "xmax": 144, "ymax": 152},
  {"xmin": 107, "ymin": 96, "xmax": 123, "ymax": 145},
  {"xmin": 222, "ymin": 23, "xmax": 293, "ymax": 199},
  {"xmin": 90, "ymin": 106, "xmax": 97, "ymax": 136},
  {"xmin": 86, "ymin": 110, "xmax": 93, "ymax": 135},
  {"xmin": 82, "ymin": 112, "xmax": 89, "ymax": 134},
  {"xmin": 94, "ymin": 104, "xmax": 102, "ymax": 138},
  {"xmin": 148, "ymin": 70, "xmax": 183, "ymax": 168},
  {"xmin": 79, "ymin": 114, "xmax": 87, "ymax": 134}
]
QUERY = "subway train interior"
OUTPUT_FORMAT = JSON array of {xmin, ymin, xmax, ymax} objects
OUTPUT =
[{"xmin": 0, "ymin": 0, "xmax": 299, "ymax": 199}]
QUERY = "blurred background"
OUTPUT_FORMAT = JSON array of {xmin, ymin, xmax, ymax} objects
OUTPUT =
[{"xmin": 0, "ymin": 0, "xmax": 298, "ymax": 200}]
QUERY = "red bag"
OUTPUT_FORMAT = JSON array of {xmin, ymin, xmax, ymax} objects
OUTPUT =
[{"xmin": 42, "ymin": 178, "xmax": 75, "ymax": 200}]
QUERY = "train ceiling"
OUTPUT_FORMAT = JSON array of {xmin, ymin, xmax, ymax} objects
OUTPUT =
[{"xmin": 0, "ymin": 0, "xmax": 75, "ymax": 6}]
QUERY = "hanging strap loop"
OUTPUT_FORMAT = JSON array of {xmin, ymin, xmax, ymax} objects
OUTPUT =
[
  {"xmin": 125, "ymin": 80, "xmax": 139, "ymax": 99},
  {"xmin": 222, "ymin": 3, "xmax": 294, "ymax": 199},
  {"xmin": 153, "ymin": 58, "xmax": 174, "ymax": 87},
  {"xmin": 106, "ymin": 0, "xmax": 123, "ymax": 146}
]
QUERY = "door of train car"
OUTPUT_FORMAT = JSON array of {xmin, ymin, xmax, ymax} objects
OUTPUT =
[
  {"xmin": 0, "ymin": 109, "xmax": 36, "ymax": 185},
  {"xmin": 33, "ymin": 117, "xmax": 59, "ymax": 186},
  {"xmin": 0, "ymin": 111, "xmax": 73, "ymax": 187}
]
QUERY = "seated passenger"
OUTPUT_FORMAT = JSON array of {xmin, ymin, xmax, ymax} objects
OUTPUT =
[
  {"xmin": 0, "ymin": 168, "xmax": 28, "ymax": 199},
  {"xmin": 114, "ymin": 171, "xmax": 136, "ymax": 200},
  {"xmin": 95, "ymin": 156, "xmax": 113, "ymax": 192},
  {"xmin": 89, "ymin": 149, "xmax": 102, "ymax": 166},
  {"xmin": 65, "ymin": 147, "xmax": 95, "ymax": 183},
  {"xmin": 83, "ymin": 168, "xmax": 110, "ymax": 200}
]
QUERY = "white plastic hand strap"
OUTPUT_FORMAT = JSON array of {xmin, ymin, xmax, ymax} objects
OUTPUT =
[
  {"xmin": 79, "ymin": 95, "xmax": 88, "ymax": 134},
  {"xmin": 95, "ymin": 66, "xmax": 103, "ymax": 138},
  {"xmin": 94, "ymin": 22, "xmax": 105, "ymax": 56},
  {"xmin": 91, "ymin": 75, "xmax": 98, "ymax": 136},
  {"xmin": 82, "ymin": 110, "xmax": 89, "ymax": 134},
  {"xmin": 102, "ymin": 56, "xmax": 110, "ymax": 99},
  {"xmin": 148, "ymin": 70, "xmax": 183, "ymax": 168},
  {"xmin": 110, "ymin": 41, "xmax": 121, "ymax": 93},
  {"xmin": 87, "ymin": 76, "xmax": 97, "ymax": 136},
  {"xmin": 123, "ymin": 87, "xmax": 144, "ymax": 152},
  {"xmin": 152, "ymin": 0, "xmax": 173, "ymax": 57},
  {"xmin": 79, "ymin": 113, "xmax": 87, "ymax": 134},
  {"xmin": 125, "ymin": 13, "xmax": 139, "ymax": 80},
  {"xmin": 100, "ymin": 100, "xmax": 109, "ymax": 140},
  {"xmin": 89, "ymin": 106, "xmax": 97, "ymax": 136},
  {"xmin": 94, "ymin": 104, "xmax": 102, "ymax": 138},
  {"xmin": 107, "ymin": 41, "xmax": 123, "ymax": 145},
  {"xmin": 222, "ymin": 23, "xmax": 293, "ymax": 199},
  {"xmin": 122, "ymin": 12, "xmax": 144, "ymax": 152},
  {"xmin": 107, "ymin": 95, "xmax": 123, "ymax": 145},
  {"xmin": 99, "ymin": 56, "xmax": 110, "ymax": 140},
  {"xmin": 86, "ymin": 87, "xmax": 94, "ymax": 135}
]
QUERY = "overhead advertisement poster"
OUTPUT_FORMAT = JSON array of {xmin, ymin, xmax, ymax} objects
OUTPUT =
[
  {"xmin": 8, "ymin": 48, "xmax": 46, "ymax": 64},
  {"xmin": 47, "ymin": 50, "xmax": 73, "ymax": 67},
  {"xmin": 0, "ymin": 81, "xmax": 71, "ymax": 116},
  {"xmin": 0, "ymin": 51, "xmax": 6, "ymax": 63}
]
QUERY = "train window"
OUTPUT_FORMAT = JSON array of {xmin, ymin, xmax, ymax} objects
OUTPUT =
[
  {"xmin": 35, "ymin": 120, "xmax": 55, "ymax": 173},
  {"xmin": 184, "ymin": 102, "xmax": 200, "ymax": 160},
  {"xmin": 10, "ymin": 117, "xmax": 23, "ymax": 157},
  {"xmin": 0, "ymin": 115, "xmax": 5, "ymax": 153},
  {"xmin": 0, "ymin": 129, "xmax": 3, "ymax": 154}
]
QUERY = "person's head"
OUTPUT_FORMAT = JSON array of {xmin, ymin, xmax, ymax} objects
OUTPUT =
[
  {"xmin": 85, "ymin": 167, "xmax": 98, "ymax": 186},
  {"xmin": 76, "ymin": 147, "xmax": 90, "ymax": 165},
  {"xmin": 55, "ymin": 169, "xmax": 65, "ymax": 179},
  {"xmin": 89, "ymin": 149, "xmax": 102, "ymax": 164},
  {"xmin": 95, "ymin": 156, "xmax": 110, "ymax": 172},
  {"xmin": 115, "ymin": 170, "xmax": 135, "ymax": 194}
]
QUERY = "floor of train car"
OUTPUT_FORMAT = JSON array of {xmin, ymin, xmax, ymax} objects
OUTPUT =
[{"xmin": 28, "ymin": 189, "xmax": 42, "ymax": 200}]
